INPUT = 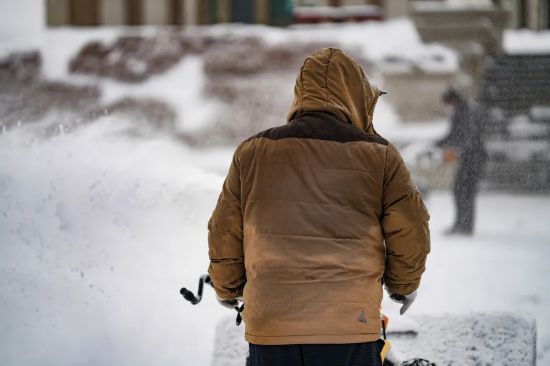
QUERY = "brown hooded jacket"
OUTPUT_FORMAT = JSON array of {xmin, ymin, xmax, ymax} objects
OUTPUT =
[{"xmin": 207, "ymin": 48, "xmax": 430, "ymax": 345}]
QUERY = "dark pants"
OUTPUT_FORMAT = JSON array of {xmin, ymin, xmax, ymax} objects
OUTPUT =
[
  {"xmin": 453, "ymin": 152, "xmax": 486, "ymax": 233},
  {"xmin": 247, "ymin": 341, "xmax": 384, "ymax": 366}
]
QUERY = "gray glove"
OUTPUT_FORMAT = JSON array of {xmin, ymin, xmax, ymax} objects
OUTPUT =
[
  {"xmin": 216, "ymin": 295, "xmax": 242, "ymax": 310},
  {"xmin": 386, "ymin": 288, "xmax": 417, "ymax": 315}
]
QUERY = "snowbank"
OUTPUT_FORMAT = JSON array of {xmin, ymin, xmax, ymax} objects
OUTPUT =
[
  {"xmin": 1, "ymin": 19, "xmax": 458, "ymax": 76},
  {"xmin": 0, "ymin": 0, "xmax": 44, "ymax": 56},
  {"xmin": 98, "ymin": 56, "xmax": 219, "ymax": 133},
  {"xmin": 0, "ymin": 119, "xmax": 233, "ymax": 366},
  {"xmin": 204, "ymin": 19, "xmax": 459, "ymax": 73},
  {"xmin": 1, "ymin": 20, "xmax": 455, "ymax": 143},
  {"xmin": 504, "ymin": 29, "xmax": 550, "ymax": 55}
]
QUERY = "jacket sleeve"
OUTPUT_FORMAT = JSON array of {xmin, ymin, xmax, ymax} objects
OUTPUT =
[
  {"xmin": 381, "ymin": 143, "xmax": 430, "ymax": 296},
  {"xmin": 207, "ymin": 147, "xmax": 246, "ymax": 300}
]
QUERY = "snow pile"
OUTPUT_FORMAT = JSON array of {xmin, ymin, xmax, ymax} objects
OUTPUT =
[
  {"xmin": 68, "ymin": 32, "xmax": 186, "ymax": 83},
  {"xmin": 35, "ymin": 28, "xmax": 123, "ymax": 79},
  {"xmin": 0, "ymin": 19, "xmax": 458, "ymax": 80},
  {"xmin": 0, "ymin": 0, "xmax": 44, "ymax": 56},
  {"xmin": 1, "ymin": 20, "xmax": 457, "ymax": 144},
  {"xmin": 212, "ymin": 316, "xmax": 249, "ymax": 366},
  {"xmin": 98, "ymin": 55, "xmax": 218, "ymax": 133},
  {"xmin": 205, "ymin": 19, "xmax": 459, "ymax": 73},
  {"xmin": 0, "ymin": 119, "xmax": 234, "ymax": 366},
  {"xmin": 391, "ymin": 313, "xmax": 536, "ymax": 365},
  {"xmin": 504, "ymin": 29, "xmax": 550, "ymax": 55},
  {"xmin": 415, "ymin": 0, "xmax": 494, "ymax": 10}
]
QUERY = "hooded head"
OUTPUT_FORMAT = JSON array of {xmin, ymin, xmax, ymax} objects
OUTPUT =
[
  {"xmin": 442, "ymin": 87, "xmax": 465, "ymax": 107},
  {"xmin": 287, "ymin": 48, "xmax": 382, "ymax": 134}
]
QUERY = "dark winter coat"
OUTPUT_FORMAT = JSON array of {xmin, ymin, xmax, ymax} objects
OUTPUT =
[
  {"xmin": 438, "ymin": 100, "xmax": 487, "ymax": 161},
  {"xmin": 207, "ymin": 48, "xmax": 431, "ymax": 345}
]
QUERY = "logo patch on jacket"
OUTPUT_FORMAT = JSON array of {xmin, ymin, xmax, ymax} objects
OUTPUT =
[{"xmin": 357, "ymin": 308, "xmax": 368, "ymax": 323}]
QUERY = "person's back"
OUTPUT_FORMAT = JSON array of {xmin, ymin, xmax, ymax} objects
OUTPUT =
[{"xmin": 207, "ymin": 48, "xmax": 431, "ymax": 365}]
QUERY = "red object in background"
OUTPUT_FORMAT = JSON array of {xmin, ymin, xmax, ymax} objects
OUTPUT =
[
  {"xmin": 293, "ymin": 5, "xmax": 383, "ymax": 24},
  {"xmin": 443, "ymin": 149, "xmax": 459, "ymax": 162}
]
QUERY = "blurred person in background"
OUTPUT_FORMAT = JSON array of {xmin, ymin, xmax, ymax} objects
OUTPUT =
[
  {"xmin": 437, "ymin": 88, "xmax": 488, "ymax": 236},
  {"xmin": 207, "ymin": 48, "xmax": 430, "ymax": 366}
]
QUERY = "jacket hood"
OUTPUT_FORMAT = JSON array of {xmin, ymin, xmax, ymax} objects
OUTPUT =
[{"xmin": 287, "ymin": 48, "xmax": 381, "ymax": 133}]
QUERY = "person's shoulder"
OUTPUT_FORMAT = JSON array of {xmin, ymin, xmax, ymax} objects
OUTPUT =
[
  {"xmin": 232, "ymin": 125, "xmax": 286, "ymax": 160},
  {"xmin": 243, "ymin": 124, "xmax": 289, "ymax": 143},
  {"xmin": 366, "ymin": 131, "xmax": 389, "ymax": 146},
  {"xmin": 384, "ymin": 141, "xmax": 405, "ymax": 163}
]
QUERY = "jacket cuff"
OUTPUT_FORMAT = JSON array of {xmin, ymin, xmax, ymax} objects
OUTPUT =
[{"xmin": 384, "ymin": 282, "xmax": 419, "ymax": 297}]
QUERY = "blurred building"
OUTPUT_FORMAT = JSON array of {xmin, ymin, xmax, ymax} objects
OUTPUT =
[
  {"xmin": 498, "ymin": 0, "xmax": 550, "ymax": 30},
  {"xmin": 292, "ymin": 0, "xmax": 409, "ymax": 22},
  {"xmin": 46, "ymin": 0, "xmax": 294, "ymax": 27},
  {"xmin": 47, "ymin": 0, "xmax": 550, "ymax": 30}
]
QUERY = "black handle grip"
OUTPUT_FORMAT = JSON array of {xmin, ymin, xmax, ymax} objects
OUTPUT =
[
  {"xmin": 180, "ymin": 287, "xmax": 200, "ymax": 305},
  {"xmin": 179, "ymin": 274, "xmax": 212, "ymax": 305},
  {"xmin": 179, "ymin": 274, "xmax": 244, "ymax": 327}
]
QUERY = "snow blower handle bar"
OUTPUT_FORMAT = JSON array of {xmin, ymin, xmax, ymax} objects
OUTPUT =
[
  {"xmin": 179, "ymin": 274, "xmax": 245, "ymax": 326},
  {"xmin": 179, "ymin": 274, "xmax": 212, "ymax": 305}
]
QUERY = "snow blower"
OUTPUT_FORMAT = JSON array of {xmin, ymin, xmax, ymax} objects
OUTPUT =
[{"xmin": 180, "ymin": 274, "xmax": 435, "ymax": 366}]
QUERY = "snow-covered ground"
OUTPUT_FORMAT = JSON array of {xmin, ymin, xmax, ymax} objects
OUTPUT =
[{"xmin": 1, "ymin": 118, "xmax": 549, "ymax": 365}]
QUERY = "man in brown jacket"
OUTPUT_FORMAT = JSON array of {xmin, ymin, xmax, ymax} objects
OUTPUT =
[{"xmin": 208, "ymin": 48, "xmax": 430, "ymax": 366}]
